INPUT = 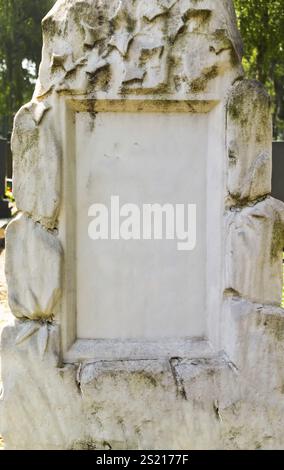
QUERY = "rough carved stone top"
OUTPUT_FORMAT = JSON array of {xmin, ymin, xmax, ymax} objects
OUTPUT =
[{"xmin": 35, "ymin": 0, "xmax": 243, "ymax": 102}]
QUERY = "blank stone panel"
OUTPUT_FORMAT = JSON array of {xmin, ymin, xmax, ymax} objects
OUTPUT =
[{"xmin": 76, "ymin": 112, "xmax": 208, "ymax": 339}]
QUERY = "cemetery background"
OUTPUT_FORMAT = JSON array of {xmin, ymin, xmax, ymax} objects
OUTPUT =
[{"xmin": 0, "ymin": 2, "xmax": 283, "ymax": 450}]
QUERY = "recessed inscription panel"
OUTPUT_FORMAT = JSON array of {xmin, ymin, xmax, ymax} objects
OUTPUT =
[{"xmin": 76, "ymin": 112, "xmax": 207, "ymax": 339}]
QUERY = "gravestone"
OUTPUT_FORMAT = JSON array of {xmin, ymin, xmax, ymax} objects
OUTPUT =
[
  {"xmin": 5, "ymin": 134, "xmax": 13, "ymax": 181},
  {"xmin": 1, "ymin": 0, "xmax": 284, "ymax": 450},
  {"xmin": 0, "ymin": 137, "xmax": 12, "ymax": 218},
  {"xmin": 272, "ymin": 142, "xmax": 284, "ymax": 203}
]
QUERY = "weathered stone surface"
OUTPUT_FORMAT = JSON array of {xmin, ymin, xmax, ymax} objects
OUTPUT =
[
  {"xmin": 77, "ymin": 355, "xmax": 237, "ymax": 450},
  {"xmin": 0, "ymin": 322, "xmax": 83, "ymax": 450},
  {"xmin": 1, "ymin": 0, "xmax": 284, "ymax": 452},
  {"xmin": 5, "ymin": 214, "xmax": 62, "ymax": 320},
  {"xmin": 36, "ymin": 0, "xmax": 243, "ymax": 100},
  {"xmin": 225, "ymin": 197, "xmax": 284, "ymax": 305},
  {"xmin": 227, "ymin": 80, "xmax": 272, "ymax": 204},
  {"xmin": 78, "ymin": 359, "xmax": 185, "ymax": 450},
  {"xmin": 222, "ymin": 297, "xmax": 284, "ymax": 378},
  {"xmin": 220, "ymin": 296, "xmax": 284, "ymax": 449},
  {"xmin": 11, "ymin": 99, "xmax": 61, "ymax": 229},
  {"xmin": 2, "ymin": 321, "xmax": 284, "ymax": 450}
]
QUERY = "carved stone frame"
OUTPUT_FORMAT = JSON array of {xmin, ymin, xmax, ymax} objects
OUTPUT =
[{"xmin": 59, "ymin": 96, "xmax": 225, "ymax": 362}]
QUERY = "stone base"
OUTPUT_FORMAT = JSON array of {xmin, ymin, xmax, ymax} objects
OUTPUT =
[{"xmin": 1, "ymin": 303, "xmax": 284, "ymax": 450}]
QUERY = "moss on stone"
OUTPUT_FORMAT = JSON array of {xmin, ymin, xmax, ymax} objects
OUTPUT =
[
  {"xmin": 183, "ymin": 9, "xmax": 212, "ymax": 25},
  {"xmin": 190, "ymin": 65, "xmax": 219, "ymax": 93},
  {"xmin": 126, "ymin": 14, "xmax": 136, "ymax": 34},
  {"xmin": 87, "ymin": 64, "xmax": 112, "ymax": 92},
  {"xmin": 228, "ymin": 80, "xmax": 271, "ymax": 124},
  {"xmin": 42, "ymin": 17, "xmax": 58, "ymax": 38},
  {"xmin": 71, "ymin": 438, "xmax": 98, "ymax": 450},
  {"xmin": 271, "ymin": 217, "xmax": 284, "ymax": 262},
  {"xmin": 261, "ymin": 313, "xmax": 284, "ymax": 342},
  {"xmin": 228, "ymin": 100, "xmax": 241, "ymax": 120}
]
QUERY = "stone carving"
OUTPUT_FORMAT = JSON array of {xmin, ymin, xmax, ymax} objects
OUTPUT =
[
  {"xmin": 5, "ymin": 214, "xmax": 62, "ymax": 320},
  {"xmin": 11, "ymin": 101, "xmax": 61, "ymax": 229},
  {"xmin": 222, "ymin": 297, "xmax": 284, "ymax": 376},
  {"xmin": 15, "ymin": 322, "xmax": 51, "ymax": 360},
  {"xmin": 1, "ymin": 0, "xmax": 284, "ymax": 451},
  {"xmin": 3, "ymin": 318, "xmax": 284, "ymax": 450},
  {"xmin": 37, "ymin": 0, "xmax": 243, "ymax": 99},
  {"xmin": 0, "ymin": 323, "xmax": 84, "ymax": 450},
  {"xmin": 225, "ymin": 197, "xmax": 284, "ymax": 305},
  {"xmin": 10, "ymin": 0, "xmax": 243, "ymax": 232},
  {"xmin": 15, "ymin": 321, "xmax": 41, "ymax": 345},
  {"xmin": 227, "ymin": 80, "xmax": 272, "ymax": 204}
]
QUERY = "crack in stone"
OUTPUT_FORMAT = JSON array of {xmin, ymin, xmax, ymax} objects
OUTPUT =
[{"xmin": 169, "ymin": 357, "xmax": 188, "ymax": 401}]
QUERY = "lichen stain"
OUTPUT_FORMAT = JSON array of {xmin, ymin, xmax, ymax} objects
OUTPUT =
[
  {"xmin": 257, "ymin": 313, "xmax": 284, "ymax": 342},
  {"xmin": 228, "ymin": 80, "xmax": 271, "ymax": 126},
  {"xmin": 70, "ymin": 436, "xmax": 115, "ymax": 450},
  {"xmin": 42, "ymin": 17, "xmax": 58, "ymax": 38},
  {"xmin": 271, "ymin": 216, "xmax": 284, "ymax": 262},
  {"xmin": 133, "ymin": 371, "xmax": 159, "ymax": 388},
  {"xmin": 190, "ymin": 65, "xmax": 219, "ymax": 93},
  {"xmin": 87, "ymin": 64, "xmax": 111, "ymax": 92}
]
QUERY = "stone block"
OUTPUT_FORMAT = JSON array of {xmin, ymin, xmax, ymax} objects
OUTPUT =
[
  {"xmin": 227, "ymin": 80, "xmax": 272, "ymax": 203},
  {"xmin": 225, "ymin": 197, "xmax": 284, "ymax": 305},
  {"xmin": 11, "ymin": 100, "xmax": 61, "ymax": 229},
  {"xmin": 5, "ymin": 214, "xmax": 62, "ymax": 320}
]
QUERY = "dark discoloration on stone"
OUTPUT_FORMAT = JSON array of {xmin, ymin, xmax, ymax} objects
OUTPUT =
[
  {"xmin": 87, "ymin": 64, "xmax": 112, "ymax": 92},
  {"xmin": 190, "ymin": 65, "xmax": 219, "ymax": 93},
  {"xmin": 255, "ymin": 311, "xmax": 284, "ymax": 342},
  {"xmin": 228, "ymin": 79, "xmax": 271, "ymax": 124},
  {"xmin": 271, "ymin": 216, "xmax": 284, "ymax": 262}
]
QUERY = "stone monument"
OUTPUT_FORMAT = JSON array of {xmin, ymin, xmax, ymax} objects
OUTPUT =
[{"xmin": 1, "ymin": 0, "xmax": 284, "ymax": 450}]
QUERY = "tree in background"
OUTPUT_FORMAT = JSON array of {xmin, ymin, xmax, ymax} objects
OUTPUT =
[
  {"xmin": 235, "ymin": 0, "xmax": 284, "ymax": 139},
  {"xmin": 0, "ymin": 0, "xmax": 54, "ymax": 136}
]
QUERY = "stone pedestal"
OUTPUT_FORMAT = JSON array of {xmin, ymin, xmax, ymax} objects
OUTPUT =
[
  {"xmin": 0, "ymin": 138, "xmax": 11, "ymax": 219},
  {"xmin": 1, "ymin": 0, "xmax": 284, "ymax": 450}
]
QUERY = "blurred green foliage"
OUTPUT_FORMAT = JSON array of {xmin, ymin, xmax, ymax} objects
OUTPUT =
[
  {"xmin": 235, "ymin": 0, "xmax": 284, "ymax": 139},
  {"xmin": 0, "ymin": 0, "xmax": 53, "ymax": 136}
]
